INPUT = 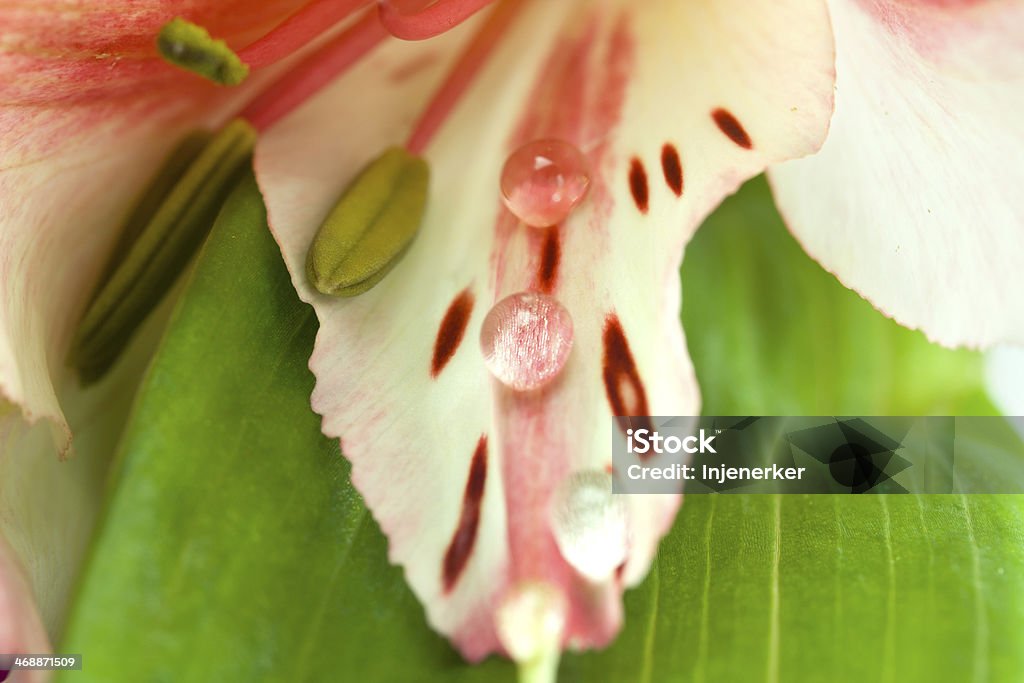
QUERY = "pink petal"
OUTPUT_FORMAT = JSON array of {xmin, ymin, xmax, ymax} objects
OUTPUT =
[
  {"xmin": 0, "ymin": 1, "xmax": 300, "ymax": 447},
  {"xmin": 768, "ymin": 0, "xmax": 1024, "ymax": 348},
  {"xmin": 0, "ymin": 0, "xmax": 306, "ymax": 105},
  {"xmin": 0, "ymin": 534, "xmax": 51, "ymax": 682},
  {"xmin": 256, "ymin": 0, "xmax": 835, "ymax": 661}
]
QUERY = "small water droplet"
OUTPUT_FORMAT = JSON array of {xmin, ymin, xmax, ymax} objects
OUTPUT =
[
  {"xmin": 551, "ymin": 470, "xmax": 628, "ymax": 582},
  {"xmin": 495, "ymin": 582, "xmax": 566, "ymax": 663},
  {"xmin": 480, "ymin": 292, "xmax": 573, "ymax": 391},
  {"xmin": 501, "ymin": 139, "xmax": 590, "ymax": 227}
]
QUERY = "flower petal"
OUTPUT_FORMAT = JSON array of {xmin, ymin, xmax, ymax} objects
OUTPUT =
[
  {"xmin": 0, "ymin": 0, "xmax": 301, "ymax": 445},
  {"xmin": 256, "ymin": 0, "xmax": 834, "ymax": 659},
  {"xmin": 0, "ymin": 283, "xmax": 179, "ymax": 641},
  {"xmin": 768, "ymin": 0, "xmax": 1024, "ymax": 348},
  {"xmin": 0, "ymin": 535, "xmax": 50, "ymax": 681}
]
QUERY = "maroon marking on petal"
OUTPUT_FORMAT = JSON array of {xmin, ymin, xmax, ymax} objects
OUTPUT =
[
  {"xmin": 431, "ymin": 288, "xmax": 474, "ymax": 378},
  {"xmin": 603, "ymin": 315, "xmax": 654, "ymax": 440},
  {"xmin": 711, "ymin": 108, "xmax": 753, "ymax": 150},
  {"xmin": 661, "ymin": 143, "xmax": 683, "ymax": 196},
  {"xmin": 537, "ymin": 227, "xmax": 560, "ymax": 293},
  {"xmin": 443, "ymin": 435, "xmax": 488, "ymax": 593},
  {"xmin": 628, "ymin": 157, "xmax": 649, "ymax": 214}
]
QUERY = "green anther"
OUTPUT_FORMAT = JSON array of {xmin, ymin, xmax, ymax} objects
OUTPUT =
[
  {"xmin": 71, "ymin": 119, "xmax": 258, "ymax": 383},
  {"xmin": 306, "ymin": 147, "xmax": 429, "ymax": 298},
  {"xmin": 157, "ymin": 17, "xmax": 249, "ymax": 86}
]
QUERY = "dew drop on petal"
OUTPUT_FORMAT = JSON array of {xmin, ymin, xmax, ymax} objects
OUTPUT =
[
  {"xmin": 480, "ymin": 292, "xmax": 573, "ymax": 391},
  {"xmin": 500, "ymin": 139, "xmax": 590, "ymax": 227},
  {"xmin": 551, "ymin": 470, "xmax": 628, "ymax": 582},
  {"xmin": 495, "ymin": 582, "xmax": 567, "ymax": 663}
]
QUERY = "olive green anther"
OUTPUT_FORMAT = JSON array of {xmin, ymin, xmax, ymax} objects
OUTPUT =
[
  {"xmin": 157, "ymin": 17, "xmax": 249, "ymax": 86},
  {"xmin": 71, "ymin": 119, "xmax": 257, "ymax": 383},
  {"xmin": 306, "ymin": 147, "xmax": 429, "ymax": 298}
]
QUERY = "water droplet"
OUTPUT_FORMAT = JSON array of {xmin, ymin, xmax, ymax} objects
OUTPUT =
[
  {"xmin": 551, "ymin": 470, "xmax": 628, "ymax": 582},
  {"xmin": 501, "ymin": 139, "xmax": 590, "ymax": 227},
  {"xmin": 495, "ymin": 582, "xmax": 567, "ymax": 663},
  {"xmin": 480, "ymin": 292, "xmax": 574, "ymax": 391}
]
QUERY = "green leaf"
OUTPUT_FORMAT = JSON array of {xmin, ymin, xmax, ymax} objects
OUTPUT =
[
  {"xmin": 562, "ymin": 495, "xmax": 1024, "ymax": 681},
  {"xmin": 59, "ymin": 174, "xmax": 1024, "ymax": 682}
]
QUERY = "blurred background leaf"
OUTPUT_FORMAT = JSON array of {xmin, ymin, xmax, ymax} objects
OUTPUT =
[{"xmin": 58, "ymin": 175, "xmax": 1024, "ymax": 681}]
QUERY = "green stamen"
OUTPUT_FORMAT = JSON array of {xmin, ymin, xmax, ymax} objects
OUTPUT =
[
  {"xmin": 72, "ymin": 119, "xmax": 257, "ymax": 383},
  {"xmin": 157, "ymin": 17, "xmax": 249, "ymax": 86},
  {"xmin": 99, "ymin": 130, "xmax": 212, "ymax": 283},
  {"xmin": 306, "ymin": 147, "xmax": 429, "ymax": 298}
]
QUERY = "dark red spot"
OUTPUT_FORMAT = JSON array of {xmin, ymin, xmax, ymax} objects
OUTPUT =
[
  {"xmin": 628, "ymin": 157, "xmax": 649, "ymax": 213},
  {"xmin": 442, "ymin": 436, "xmax": 488, "ymax": 593},
  {"xmin": 537, "ymin": 228, "xmax": 560, "ymax": 293},
  {"xmin": 603, "ymin": 315, "xmax": 654, "ymax": 440},
  {"xmin": 712, "ymin": 108, "xmax": 753, "ymax": 150},
  {"xmin": 661, "ymin": 143, "xmax": 683, "ymax": 196},
  {"xmin": 431, "ymin": 288, "xmax": 474, "ymax": 378}
]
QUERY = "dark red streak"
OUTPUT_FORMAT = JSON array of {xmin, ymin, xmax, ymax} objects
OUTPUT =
[
  {"xmin": 603, "ymin": 315, "xmax": 654, "ymax": 443},
  {"xmin": 442, "ymin": 435, "xmax": 488, "ymax": 593},
  {"xmin": 711, "ymin": 108, "xmax": 753, "ymax": 150},
  {"xmin": 628, "ymin": 157, "xmax": 649, "ymax": 213},
  {"xmin": 431, "ymin": 288, "xmax": 474, "ymax": 377},
  {"xmin": 661, "ymin": 143, "xmax": 683, "ymax": 196},
  {"xmin": 537, "ymin": 228, "xmax": 560, "ymax": 293}
]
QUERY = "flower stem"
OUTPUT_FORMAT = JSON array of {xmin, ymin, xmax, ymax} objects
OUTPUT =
[
  {"xmin": 238, "ymin": 0, "xmax": 372, "ymax": 67},
  {"xmin": 405, "ymin": 0, "xmax": 524, "ymax": 154},
  {"xmin": 379, "ymin": 0, "xmax": 498, "ymax": 41},
  {"xmin": 241, "ymin": 9, "xmax": 388, "ymax": 131},
  {"xmin": 517, "ymin": 648, "xmax": 560, "ymax": 683}
]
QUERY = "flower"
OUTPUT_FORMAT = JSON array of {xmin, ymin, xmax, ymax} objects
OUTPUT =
[{"xmin": 0, "ymin": 0, "xmax": 1020, "ymax": 677}]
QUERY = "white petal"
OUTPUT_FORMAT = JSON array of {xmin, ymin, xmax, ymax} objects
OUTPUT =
[
  {"xmin": 768, "ymin": 0, "xmax": 1024, "ymax": 348},
  {"xmin": 0, "ymin": 287, "xmax": 177, "ymax": 638},
  {"xmin": 256, "ymin": 0, "xmax": 834, "ymax": 659}
]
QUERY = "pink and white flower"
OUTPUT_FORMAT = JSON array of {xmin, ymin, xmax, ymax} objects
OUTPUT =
[{"xmin": 0, "ymin": 0, "xmax": 1020, "ymax": 675}]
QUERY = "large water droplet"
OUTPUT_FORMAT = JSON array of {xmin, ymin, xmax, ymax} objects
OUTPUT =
[
  {"xmin": 495, "ymin": 582, "xmax": 567, "ymax": 664},
  {"xmin": 501, "ymin": 139, "xmax": 590, "ymax": 227},
  {"xmin": 480, "ymin": 292, "xmax": 574, "ymax": 391},
  {"xmin": 551, "ymin": 470, "xmax": 628, "ymax": 582}
]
